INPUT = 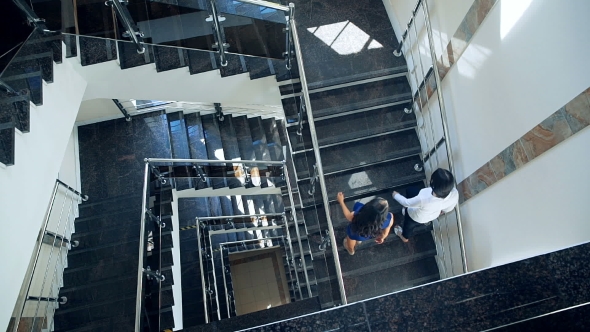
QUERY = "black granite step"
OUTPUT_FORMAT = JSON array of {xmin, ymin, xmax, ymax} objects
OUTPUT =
[
  {"xmin": 219, "ymin": 115, "xmax": 245, "ymax": 189},
  {"xmin": 262, "ymin": 117, "xmax": 284, "ymax": 161},
  {"xmin": 276, "ymin": 119, "xmax": 288, "ymax": 146},
  {"xmin": 201, "ymin": 113, "xmax": 228, "ymax": 189},
  {"xmin": 283, "ymin": 76, "xmax": 412, "ymax": 121},
  {"xmin": 245, "ymin": 56, "xmax": 276, "ymax": 80},
  {"xmin": 344, "ymin": 256, "xmax": 439, "ymax": 303},
  {"xmin": 118, "ymin": 41, "xmax": 154, "ymax": 69},
  {"xmin": 218, "ymin": 54, "xmax": 248, "ymax": 77},
  {"xmin": 53, "ymin": 314, "xmax": 134, "ymax": 332},
  {"xmin": 153, "ymin": 45, "xmax": 189, "ymax": 72},
  {"xmin": 79, "ymin": 37, "xmax": 117, "ymax": 66},
  {"xmin": 58, "ymin": 275, "xmax": 138, "ymax": 308},
  {"xmin": 64, "ymin": 35, "xmax": 77, "ymax": 58},
  {"xmin": 53, "ymin": 296, "xmax": 136, "ymax": 331},
  {"xmin": 287, "ymin": 103, "xmax": 415, "ymax": 152},
  {"xmin": 63, "ymin": 256, "xmax": 138, "ymax": 286},
  {"xmin": 337, "ymin": 231, "xmax": 436, "ymax": 277},
  {"xmin": 70, "ymin": 222, "xmax": 141, "ymax": 250},
  {"xmin": 168, "ymin": 111, "xmax": 194, "ymax": 190},
  {"xmin": 67, "ymin": 239, "xmax": 140, "ymax": 267},
  {"xmin": 178, "ymin": 197, "xmax": 212, "ymax": 229},
  {"xmin": 74, "ymin": 208, "xmax": 140, "ymax": 233},
  {"xmin": 299, "ymin": 155, "xmax": 424, "ymax": 207},
  {"xmin": 294, "ymin": 129, "xmax": 421, "ymax": 179},
  {"xmin": 232, "ymin": 115, "xmax": 256, "ymax": 161},
  {"xmin": 1, "ymin": 71, "xmax": 43, "ymax": 106},
  {"xmin": 274, "ymin": 58, "xmax": 299, "ymax": 82},
  {"xmin": 184, "ymin": 112, "xmax": 210, "ymax": 190},
  {"xmin": 77, "ymin": 194, "xmax": 143, "ymax": 218},
  {"xmin": 0, "ymin": 123, "xmax": 16, "ymax": 166},
  {"xmin": 6, "ymin": 51, "xmax": 54, "ymax": 83},
  {"xmin": 188, "ymin": 49, "xmax": 217, "ymax": 75},
  {"xmin": 248, "ymin": 116, "xmax": 273, "ymax": 187},
  {"xmin": 0, "ymin": 90, "xmax": 31, "ymax": 133}
]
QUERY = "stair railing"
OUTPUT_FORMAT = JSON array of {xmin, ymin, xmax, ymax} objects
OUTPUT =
[
  {"xmin": 394, "ymin": 0, "xmax": 468, "ymax": 275},
  {"xmin": 137, "ymin": 158, "xmax": 288, "ymax": 329},
  {"xmin": 11, "ymin": 179, "xmax": 87, "ymax": 332},
  {"xmin": 288, "ymin": 3, "xmax": 348, "ymax": 305},
  {"xmin": 106, "ymin": 0, "xmax": 146, "ymax": 54},
  {"xmin": 196, "ymin": 220, "xmax": 209, "ymax": 323},
  {"xmin": 11, "ymin": 0, "xmax": 51, "ymax": 32},
  {"xmin": 208, "ymin": 0, "xmax": 229, "ymax": 67}
]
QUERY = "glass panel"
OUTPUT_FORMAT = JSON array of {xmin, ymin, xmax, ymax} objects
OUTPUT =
[
  {"xmin": 51, "ymin": 0, "xmax": 287, "ymax": 59},
  {"xmin": 222, "ymin": 12, "xmax": 286, "ymax": 59}
]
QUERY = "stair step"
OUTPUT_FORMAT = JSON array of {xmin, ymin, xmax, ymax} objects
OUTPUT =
[
  {"xmin": 232, "ymin": 115, "xmax": 256, "ymax": 161},
  {"xmin": 262, "ymin": 118, "xmax": 284, "ymax": 161},
  {"xmin": 245, "ymin": 56, "xmax": 276, "ymax": 80},
  {"xmin": 344, "ymin": 257, "xmax": 439, "ymax": 303},
  {"xmin": 78, "ymin": 194, "xmax": 142, "ymax": 218},
  {"xmin": 219, "ymin": 115, "xmax": 245, "ymax": 189},
  {"xmin": 218, "ymin": 54, "xmax": 248, "ymax": 78},
  {"xmin": 283, "ymin": 76, "xmax": 412, "ymax": 120},
  {"xmin": 7, "ymin": 51, "xmax": 54, "ymax": 83},
  {"xmin": 201, "ymin": 113, "xmax": 228, "ymax": 189},
  {"xmin": 0, "ymin": 90, "xmax": 30, "ymax": 133},
  {"xmin": 294, "ymin": 130, "xmax": 421, "ymax": 179},
  {"xmin": 167, "ymin": 111, "xmax": 194, "ymax": 190},
  {"xmin": 288, "ymin": 104, "xmax": 415, "ymax": 152},
  {"xmin": 74, "ymin": 208, "xmax": 140, "ymax": 233},
  {"xmin": 299, "ymin": 155, "xmax": 424, "ymax": 207},
  {"xmin": 0, "ymin": 124, "xmax": 16, "ymax": 165},
  {"xmin": 1, "ymin": 71, "xmax": 43, "ymax": 106},
  {"xmin": 178, "ymin": 197, "xmax": 212, "ymax": 229},
  {"xmin": 53, "ymin": 297, "xmax": 135, "ymax": 331},
  {"xmin": 79, "ymin": 37, "xmax": 117, "ymax": 66},
  {"xmin": 118, "ymin": 41, "xmax": 153, "ymax": 70},
  {"xmin": 153, "ymin": 45, "xmax": 189, "ymax": 72},
  {"xmin": 188, "ymin": 50, "xmax": 216, "ymax": 75}
]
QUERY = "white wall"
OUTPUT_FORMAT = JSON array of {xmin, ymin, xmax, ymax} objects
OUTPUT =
[
  {"xmin": 0, "ymin": 57, "xmax": 87, "ymax": 328},
  {"xmin": 383, "ymin": 0, "xmax": 590, "ymax": 272},
  {"xmin": 70, "ymin": 50, "xmax": 282, "ymax": 108},
  {"xmin": 462, "ymin": 126, "xmax": 590, "ymax": 270}
]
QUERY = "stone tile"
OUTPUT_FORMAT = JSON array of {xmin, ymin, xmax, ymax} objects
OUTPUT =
[
  {"xmin": 465, "ymin": 161, "xmax": 497, "ymax": 197},
  {"xmin": 563, "ymin": 90, "xmax": 590, "ymax": 134},
  {"xmin": 457, "ymin": 178, "xmax": 471, "ymax": 204},
  {"xmin": 488, "ymin": 139, "xmax": 530, "ymax": 180},
  {"xmin": 476, "ymin": 0, "xmax": 498, "ymax": 25},
  {"xmin": 521, "ymin": 108, "xmax": 573, "ymax": 160}
]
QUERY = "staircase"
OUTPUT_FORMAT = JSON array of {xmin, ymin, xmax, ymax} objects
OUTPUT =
[{"xmin": 3, "ymin": 0, "xmax": 445, "ymax": 331}]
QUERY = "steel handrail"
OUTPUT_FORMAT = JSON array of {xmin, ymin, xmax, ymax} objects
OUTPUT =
[
  {"xmin": 421, "ymin": 0, "xmax": 468, "ymax": 273},
  {"xmin": 232, "ymin": 0, "xmax": 290, "ymax": 12},
  {"xmin": 135, "ymin": 162, "xmax": 150, "ymax": 331},
  {"xmin": 393, "ymin": 0, "xmax": 424, "ymax": 56},
  {"xmin": 289, "ymin": 3, "xmax": 347, "ymax": 305},
  {"xmin": 282, "ymin": 147, "xmax": 312, "ymax": 297},
  {"xmin": 196, "ymin": 218, "xmax": 210, "ymax": 323},
  {"xmin": 12, "ymin": 179, "xmax": 86, "ymax": 332},
  {"xmin": 146, "ymin": 158, "xmax": 284, "ymax": 165}
]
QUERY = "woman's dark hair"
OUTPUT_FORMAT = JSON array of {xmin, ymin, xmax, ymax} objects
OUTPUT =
[
  {"xmin": 351, "ymin": 198, "xmax": 389, "ymax": 238},
  {"xmin": 430, "ymin": 168, "xmax": 455, "ymax": 198}
]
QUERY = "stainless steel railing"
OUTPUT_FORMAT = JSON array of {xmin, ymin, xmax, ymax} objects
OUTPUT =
[
  {"xmin": 395, "ymin": 0, "xmax": 468, "ymax": 275},
  {"xmin": 11, "ymin": 179, "xmax": 87, "ymax": 332},
  {"xmin": 137, "ymin": 158, "xmax": 292, "ymax": 328}
]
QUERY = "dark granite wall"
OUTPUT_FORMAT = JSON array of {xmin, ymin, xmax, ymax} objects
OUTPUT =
[{"xmin": 205, "ymin": 242, "xmax": 590, "ymax": 332}]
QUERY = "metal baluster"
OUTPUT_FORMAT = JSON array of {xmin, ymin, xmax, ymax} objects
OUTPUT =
[
  {"xmin": 406, "ymin": 10, "xmax": 449, "ymax": 279},
  {"xmin": 422, "ymin": 0, "xmax": 468, "ymax": 274},
  {"xmin": 31, "ymin": 188, "xmax": 71, "ymax": 329}
]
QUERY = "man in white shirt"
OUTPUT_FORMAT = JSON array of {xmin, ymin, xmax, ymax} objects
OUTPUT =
[{"xmin": 392, "ymin": 168, "xmax": 459, "ymax": 242}]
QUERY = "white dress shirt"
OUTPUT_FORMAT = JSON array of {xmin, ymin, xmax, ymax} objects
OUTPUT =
[{"xmin": 393, "ymin": 187, "xmax": 459, "ymax": 224}]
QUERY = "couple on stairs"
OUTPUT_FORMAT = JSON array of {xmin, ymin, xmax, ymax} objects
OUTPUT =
[{"xmin": 339, "ymin": 168, "xmax": 459, "ymax": 255}]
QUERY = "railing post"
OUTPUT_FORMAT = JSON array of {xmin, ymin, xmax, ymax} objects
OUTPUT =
[
  {"xmin": 196, "ymin": 217, "xmax": 210, "ymax": 323},
  {"xmin": 135, "ymin": 160, "xmax": 150, "ymax": 331},
  {"xmin": 289, "ymin": 3, "xmax": 347, "ymax": 305},
  {"xmin": 421, "ymin": 0, "xmax": 468, "ymax": 273}
]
